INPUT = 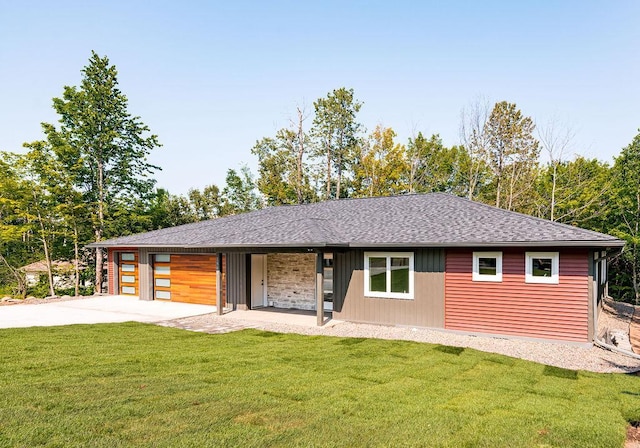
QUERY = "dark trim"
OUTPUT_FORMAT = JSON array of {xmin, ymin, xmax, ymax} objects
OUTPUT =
[{"xmin": 89, "ymin": 240, "xmax": 624, "ymax": 250}]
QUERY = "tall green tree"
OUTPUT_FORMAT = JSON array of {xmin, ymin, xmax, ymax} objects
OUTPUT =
[
  {"xmin": 485, "ymin": 101, "xmax": 540, "ymax": 211},
  {"xmin": 311, "ymin": 88, "xmax": 363, "ymax": 199},
  {"xmin": 407, "ymin": 132, "xmax": 467, "ymax": 194},
  {"xmin": 353, "ymin": 125, "xmax": 408, "ymax": 197},
  {"xmin": 0, "ymin": 153, "xmax": 31, "ymax": 297},
  {"xmin": 188, "ymin": 185, "xmax": 222, "ymax": 220},
  {"xmin": 220, "ymin": 166, "xmax": 262, "ymax": 215},
  {"xmin": 609, "ymin": 130, "xmax": 640, "ymax": 304},
  {"xmin": 42, "ymin": 51, "xmax": 161, "ymax": 292},
  {"xmin": 534, "ymin": 157, "xmax": 611, "ymax": 227}
]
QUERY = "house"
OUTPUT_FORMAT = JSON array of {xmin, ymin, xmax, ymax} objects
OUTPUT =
[
  {"xmin": 91, "ymin": 193, "xmax": 623, "ymax": 344},
  {"xmin": 21, "ymin": 260, "xmax": 87, "ymax": 288}
]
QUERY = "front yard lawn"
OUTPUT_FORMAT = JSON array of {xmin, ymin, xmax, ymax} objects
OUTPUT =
[{"xmin": 0, "ymin": 323, "xmax": 639, "ymax": 447}]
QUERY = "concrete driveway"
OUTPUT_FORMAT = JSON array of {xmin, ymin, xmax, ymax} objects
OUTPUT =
[{"xmin": 0, "ymin": 295, "xmax": 217, "ymax": 329}]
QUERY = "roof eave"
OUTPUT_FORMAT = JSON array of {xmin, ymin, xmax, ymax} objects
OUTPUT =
[{"xmin": 348, "ymin": 240, "xmax": 625, "ymax": 248}]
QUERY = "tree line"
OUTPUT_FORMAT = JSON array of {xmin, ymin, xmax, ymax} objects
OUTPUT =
[{"xmin": 1, "ymin": 52, "xmax": 640, "ymax": 304}]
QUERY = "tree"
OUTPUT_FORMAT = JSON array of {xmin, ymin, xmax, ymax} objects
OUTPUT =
[
  {"xmin": 311, "ymin": 88, "xmax": 363, "ymax": 199},
  {"xmin": 407, "ymin": 132, "xmax": 467, "ymax": 194},
  {"xmin": 534, "ymin": 157, "xmax": 611, "ymax": 227},
  {"xmin": 148, "ymin": 188, "xmax": 197, "ymax": 228},
  {"xmin": 485, "ymin": 101, "xmax": 540, "ymax": 210},
  {"xmin": 0, "ymin": 153, "xmax": 31, "ymax": 297},
  {"xmin": 609, "ymin": 130, "xmax": 640, "ymax": 304},
  {"xmin": 459, "ymin": 98, "xmax": 492, "ymax": 200},
  {"xmin": 188, "ymin": 185, "xmax": 221, "ymax": 220},
  {"xmin": 220, "ymin": 166, "xmax": 262, "ymax": 215},
  {"xmin": 42, "ymin": 51, "xmax": 161, "ymax": 293},
  {"xmin": 537, "ymin": 121, "xmax": 575, "ymax": 221},
  {"xmin": 353, "ymin": 125, "xmax": 408, "ymax": 197}
]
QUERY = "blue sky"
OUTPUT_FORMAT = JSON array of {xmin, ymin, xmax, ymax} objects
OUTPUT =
[{"xmin": 1, "ymin": 1, "xmax": 638, "ymax": 195}]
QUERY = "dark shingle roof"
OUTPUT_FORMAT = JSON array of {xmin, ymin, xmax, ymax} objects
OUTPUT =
[{"xmin": 92, "ymin": 193, "xmax": 623, "ymax": 249}]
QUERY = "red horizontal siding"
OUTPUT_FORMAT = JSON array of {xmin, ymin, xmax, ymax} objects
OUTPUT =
[
  {"xmin": 445, "ymin": 249, "xmax": 589, "ymax": 342},
  {"xmin": 107, "ymin": 249, "xmax": 114, "ymax": 294}
]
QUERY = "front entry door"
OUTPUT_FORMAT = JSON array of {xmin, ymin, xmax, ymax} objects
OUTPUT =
[{"xmin": 251, "ymin": 254, "xmax": 267, "ymax": 308}]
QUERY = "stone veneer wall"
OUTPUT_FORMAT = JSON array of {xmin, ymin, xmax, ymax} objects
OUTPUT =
[{"xmin": 267, "ymin": 253, "xmax": 316, "ymax": 310}]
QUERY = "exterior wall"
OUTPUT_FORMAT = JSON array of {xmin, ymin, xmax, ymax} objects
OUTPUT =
[
  {"xmin": 445, "ymin": 249, "xmax": 589, "ymax": 342},
  {"xmin": 267, "ymin": 253, "xmax": 316, "ymax": 310},
  {"xmin": 226, "ymin": 253, "xmax": 249, "ymax": 309},
  {"xmin": 108, "ymin": 247, "xmax": 138, "ymax": 295},
  {"xmin": 139, "ymin": 248, "xmax": 217, "ymax": 299},
  {"xmin": 333, "ymin": 248, "xmax": 446, "ymax": 327},
  {"xmin": 107, "ymin": 249, "xmax": 115, "ymax": 294},
  {"xmin": 135, "ymin": 248, "xmax": 224, "ymax": 303}
]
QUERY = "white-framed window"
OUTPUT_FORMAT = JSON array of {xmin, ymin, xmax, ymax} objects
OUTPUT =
[
  {"xmin": 525, "ymin": 252, "xmax": 559, "ymax": 284},
  {"xmin": 472, "ymin": 251, "xmax": 503, "ymax": 282},
  {"xmin": 364, "ymin": 252, "xmax": 414, "ymax": 300}
]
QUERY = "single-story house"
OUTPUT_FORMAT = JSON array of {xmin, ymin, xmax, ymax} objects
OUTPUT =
[
  {"xmin": 21, "ymin": 260, "xmax": 88, "ymax": 288},
  {"xmin": 91, "ymin": 193, "xmax": 623, "ymax": 344}
]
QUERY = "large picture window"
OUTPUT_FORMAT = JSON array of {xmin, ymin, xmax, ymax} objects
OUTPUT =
[
  {"xmin": 525, "ymin": 252, "xmax": 559, "ymax": 284},
  {"xmin": 364, "ymin": 252, "xmax": 414, "ymax": 299},
  {"xmin": 472, "ymin": 252, "xmax": 503, "ymax": 282}
]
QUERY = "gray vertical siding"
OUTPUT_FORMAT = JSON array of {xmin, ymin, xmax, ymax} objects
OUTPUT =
[
  {"xmin": 333, "ymin": 248, "xmax": 445, "ymax": 328},
  {"xmin": 226, "ymin": 252, "xmax": 249, "ymax": 308},
  {"xmin": 138, "ymin": 248, "xmax": 152, "ymax": 301}
]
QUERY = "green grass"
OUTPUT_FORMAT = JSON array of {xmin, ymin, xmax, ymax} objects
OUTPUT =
[{"xmin": 0, "ymin": 324, "xmax": 639, "ymax": 447}]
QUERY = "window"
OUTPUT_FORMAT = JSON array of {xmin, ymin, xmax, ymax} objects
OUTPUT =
[
  {"xmin": 525, "ymin": 252, "xmax": 559, "ymax": 284},
  {"xmin": 155, "ymin": 278, "xmax": 170, "ymax": 288},
  {"xmin": 121, "ymin": 286, "xmax": 136, "ymax": 295},
  {"xmin": 121, "ymin": 275, "xmax": 136, "ymax": 284},
  {"xmin": 121, "ymin": 253, "xmax": 135, "ymax": 261},
  {"xmin": 154, "ymin": 254, "xmax": 170, "ymax": 263},
  {"xmin": 155, "ymin": 265, "xmax": 170, "ymax": 275},
  {"xmin": 472, "ymin": 252, "xmax": 503, "ymax": 282},
  {"xmin": 121, "ymin": 264, "xmax": 136, "ymax": 272},
  {"xmin": 364, "ymin": 252, "xmax": 414, "ymax": 299},
  {"xmin": 156, "ymin": 290, "xmax": 171, "ymax": 300}
]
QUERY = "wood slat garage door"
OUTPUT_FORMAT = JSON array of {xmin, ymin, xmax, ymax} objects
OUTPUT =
[
  {"xmin": 153, "ymin": 254, "xmax": 218, "ymax": 305},
  {"xmin": 119, "ymin": 252, "xmax": 139, "ymax": 295}
]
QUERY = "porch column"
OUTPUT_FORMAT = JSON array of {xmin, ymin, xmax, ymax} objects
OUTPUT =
[
  {"xmin": 316, "ymin": 251, "xmax": 324, "ymax": 326},
  {"xmin": 216, "ymin": 253, "xmax": 223, "ymax": 315}
]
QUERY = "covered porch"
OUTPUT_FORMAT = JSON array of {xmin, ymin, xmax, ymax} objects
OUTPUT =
[{"xmin": 223, "ymin": 250, "xmax": 334, "ymax": 326}]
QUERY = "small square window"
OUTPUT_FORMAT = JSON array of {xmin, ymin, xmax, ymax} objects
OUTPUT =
[
  {"xmin": 472, "ymin": 252, "xmax": 503, "ymax": 282},
  {"xmin": 525, "ymin": 252, "xmax": 559, "ymax": 284}
]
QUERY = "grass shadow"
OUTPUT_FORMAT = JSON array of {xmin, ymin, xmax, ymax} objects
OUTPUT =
[
  {"xmin": 434, "ymin": 345, "xmax": 465, "ymax": 355},
  {"xmin": 543, "ymin": 365, "xmax": 578, "ymax": 380}
]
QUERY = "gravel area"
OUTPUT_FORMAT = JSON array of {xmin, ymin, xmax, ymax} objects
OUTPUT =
[
  {"xmin": 5, "ymin": 295, "xmax": 639, "ymax": 373},
  {"xmin": 161, "ymin": 306, "xmax": 640, "ymax": 374},
  {"xmin": 0, "ymin": 294, "xmax": 98, "ymax": 306}
]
